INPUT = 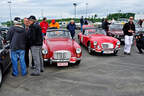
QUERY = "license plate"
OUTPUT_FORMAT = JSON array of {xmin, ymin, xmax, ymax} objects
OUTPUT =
[
  {"xmin": 103, "ymin": 50, "xmax": 113, "ymax": 54},
  {"xmin": 57, "ymin": 62, "xmax": 68, "ymax": 67}
]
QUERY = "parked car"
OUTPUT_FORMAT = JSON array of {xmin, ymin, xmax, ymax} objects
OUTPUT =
[
  {"xmin": 42, "ymin": 29, "xmax": 82, "ymax": 67},
  {"xmin": 78, "ymin": 26, "xmax": 120, "ymax": 55},
  {"xmin": 108, "ymin": 24, "xmax": 124, "ymax": 42},
  {"xmin": 0, "ymin": 36, "xmax": 11, "ymax": 87}
]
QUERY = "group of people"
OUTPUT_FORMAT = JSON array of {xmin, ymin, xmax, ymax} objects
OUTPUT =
[{"xmin": 6, "ymin": 16, "xmax": 61, "ymax": 77}]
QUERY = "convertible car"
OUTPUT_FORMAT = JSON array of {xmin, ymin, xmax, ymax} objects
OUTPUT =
[
  {"xmin": 0, "ymin": 36, "xmax": 11, "ymax": 87},
  {"xmin": 78, "ymin": 27, "xmax": 120, "ymax": 55},
  {"xmin": 42, "ymin": 29, "xmax": 82, "ymax": 66}
]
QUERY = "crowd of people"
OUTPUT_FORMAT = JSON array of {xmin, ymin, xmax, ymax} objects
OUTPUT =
[{"xmin": 5, "ymin": 15, "xmax": 144, "ymax": 77}]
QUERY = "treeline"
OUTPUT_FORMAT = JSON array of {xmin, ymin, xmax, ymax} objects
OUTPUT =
[{"xmin": 107, "ymin": 13, "xmax": 135, "ymax": 20}]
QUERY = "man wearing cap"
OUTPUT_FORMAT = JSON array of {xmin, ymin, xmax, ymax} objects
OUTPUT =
[
  {"xmin": 7, "ymin": 17, "xmax": 27, "ymax": 77},
  {"xmin": 67, "ymin": 20, "xmax": 76, "ymax": 39},
  {"xmin": 123, "ymin": 17, "xmax": 135, "ymax": 55},
  {"xmin": 49, "ymin": 19, "xmax": 60, "ymax": 29},
  {"xmin": 28, "ymin": 15, "xmax": 44, "ymax": 76}
]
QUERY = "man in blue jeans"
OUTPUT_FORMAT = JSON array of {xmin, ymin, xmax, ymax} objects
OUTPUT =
[{"xmin": 7, "ymin": 17, "xmax": 27, "ymax": 77}]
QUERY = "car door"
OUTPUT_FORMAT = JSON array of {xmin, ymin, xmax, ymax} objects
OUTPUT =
[{"xmin": 0, "ymin": 37, "xmax": 10, "ymax": 72}]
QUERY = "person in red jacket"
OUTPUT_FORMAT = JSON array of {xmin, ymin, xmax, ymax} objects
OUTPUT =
[{"xmin": 40, "ymin": 17, "xmax": 48, "ymax": 36}]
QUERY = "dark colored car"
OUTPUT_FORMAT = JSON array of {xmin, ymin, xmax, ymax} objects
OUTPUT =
[
  {"xmin": 0, "ymin": 36, "xmax": 11, "ymax": 87},
  {"xmin": 108, "ymin": 24, "xmax": 124, "ymax": 42}
]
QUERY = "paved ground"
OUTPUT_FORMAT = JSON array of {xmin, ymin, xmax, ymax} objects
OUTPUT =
[{"xmin": 1, "ymin": 31, "xmax": 144, "ymax": 96}]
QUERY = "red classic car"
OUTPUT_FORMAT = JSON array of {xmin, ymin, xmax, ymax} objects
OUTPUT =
[
  {"xmin": 42, "ymin": 29, "xmax": 82, "ymax": 66},
  {"xmin": 78, "ymin": 27, "xmax": 120, "ymax": 55},
  {"xmin": 108, "ymin": 24, "xmax": 124, "ymax": 42}
]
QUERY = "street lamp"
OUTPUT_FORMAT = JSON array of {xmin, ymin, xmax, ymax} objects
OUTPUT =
[
  {"xmin": 86, "ymin": 3, "xmax": 88, "ymax": 18},
  {"xmin": 73, "ymin": 3, "xmax": 77, "ymax": 18},
  {"xmin": 8, "ymin": 1, "xmax": 12, "ymax": 26}
]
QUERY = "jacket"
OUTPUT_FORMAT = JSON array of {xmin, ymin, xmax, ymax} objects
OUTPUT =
[
  {"xmin": 67, "ymin": 23, "xmax": 76, "ymax": 34},
  {"xmin": 49, "ymin": 22, "xmax": 60, "ymax": 29},
  {"xmin": 6, "ymin": 25, "xmax": 26, "ymax": 50},
  {"xmin": 40, "ymin": 21, "xmax": 48, "ymax": 33},
  {"xmin": 123, "ymin": 22, "xmax": 135, "ymax": 36},
  {"xmin": 28, "ymin": 23, "xmax": 43, "ymax": 46}
]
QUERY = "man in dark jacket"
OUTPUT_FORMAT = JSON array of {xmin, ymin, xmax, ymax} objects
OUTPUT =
[
  {"xmin": 123, "ymin": 17, "xmax": 135, "ymax": 55},
  {"xmin": 28, "ymin": 15, "xmax": 44, "ymax": 76},
  {"xmin": 102, "ymin": 18, "xmax": 111, "ymax": 35},
  {"xmin": 67, "ymin": 20, "xmax": 76, "ymax": 39},
  {"xmin": 7, "ymin": 17, "xmax": 27, "ymax": 77},
  {"xmin": 80, "ymin": 16, "xmax": 84, "ymax": 32}
]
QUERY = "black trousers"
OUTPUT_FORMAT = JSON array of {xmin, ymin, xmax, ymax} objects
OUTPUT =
[{"xmin": 136, "ymin": 44, "xmax": 144, "ymax": 53}]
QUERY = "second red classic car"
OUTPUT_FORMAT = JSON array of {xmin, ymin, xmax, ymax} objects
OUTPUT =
[
  {"xmin": 42, "ymin": 29, "xmax": 82, "ymax": 66},
  {"xmin": 78, "ymin": 26, "xmax": 120, "ymax": 55}
]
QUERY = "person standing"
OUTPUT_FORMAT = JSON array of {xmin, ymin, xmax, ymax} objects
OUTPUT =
[
  {"xmin": 40, "ymin": 17, "xmax": 48, "ymax": 36},
  {"xmin": 23, "ymin": 18, "xmax": 30, "ymax": 68},
  {"xmin": 123, "ymin": 17, "xmax": 135, "ymax": 55},
  {"xmin": 7, "ymin": 17, "xmax": 27, "ymax": 77},
  {"xmin": 80, "ymin": 16, "xmax": 84, "ymax": 32},
  {"xmin": 28, "ymin": 15, "xmax": 44, "ymax": 76},
  {"xmin": 138, "ymin": 19, "xmax": 143, "ymax": 27},
  {"xmin": 49, "ymin": 19, "xmax": 60, "ymax": 29},
  {"xmin": 67, "ymin": 20, "xmax": 76, "ymax": 39},
  {"xmin": 102, "ymin": 18, "xmax": 111, "ymax": 36}
]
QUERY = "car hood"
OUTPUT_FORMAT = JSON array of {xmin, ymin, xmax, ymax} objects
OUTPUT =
[
  {"xmin": 90, "ymin": 34, "xmax": 118, "ymax": 44},
  {"xmin": 46, "ymin": 38, "xmax": 74, "ymax": 52}
]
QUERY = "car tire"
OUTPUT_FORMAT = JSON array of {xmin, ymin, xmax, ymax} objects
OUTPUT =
[
  {"xmin": 76, "ymin": 60, "xmax": 81, "ymax": 65},
  {"xmin": 0, "ymin": 66, "xmax": 3, "ymax": 87},
  {"xmin": 113, "ymin": 50, "xmax": 118, "ymax": 56},
  {"xmin": 88, "ymin": 42, "xmax": 93, "ymax": 55}
]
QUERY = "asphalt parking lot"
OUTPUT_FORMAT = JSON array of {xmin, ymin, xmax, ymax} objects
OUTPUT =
[{"xmin": 1, "ymin": 31, "xmax": 144, "ymax": 96}]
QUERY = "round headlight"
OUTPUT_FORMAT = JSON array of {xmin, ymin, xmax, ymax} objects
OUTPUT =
[
  {"xmin": 42, "ymin": 49, "xmax": 48, "ymax": 54},
  {"xmin": 93, "ymin": 41, "xmax": 97, "ymax": 46},
  {"xmin": 76, "ymin": 48, "xmax": 81, "ymax": 54},
  {"xmin": 117, "ymin": 41, "xmax": 120, "ymax": 45}
]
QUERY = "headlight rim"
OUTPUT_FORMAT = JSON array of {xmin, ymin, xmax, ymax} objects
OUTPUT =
[
  {"xmin": 76, "ymin": 48, "xmax": 82, "ymax": 54},
  {"xmin": 93, "ymin": 41, "xmax": 97, "ymax": 46},
  {"xmin": 42, "ymin": 49, "xmax": 48, "ymax": 54}
]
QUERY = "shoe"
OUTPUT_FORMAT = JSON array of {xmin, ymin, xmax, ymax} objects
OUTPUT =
[
  {"xmin": 41, "ymin": 70, "xmax": 44, "ymax": 72},
  {"xmin": 11, "ymin": 73, "xmax": 18, "ymax": 77},
  {"xmin": 124, "ymin": 52, "xmax": 127, "ymax": 55},
  {"xmin": 30, "ymin": 73, "xmax": 40, "ymax": 76},
  {"xmin": 127, "ymin": 53, "xmax": 131, "ymax": 55}
]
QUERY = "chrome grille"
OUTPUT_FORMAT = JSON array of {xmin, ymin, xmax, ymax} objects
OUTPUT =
[
  {"xmin": 53, "ymin": 50, "xmax": 71, "ymax": 60},
  {"xmin": 102, "ymin": 43, "xmax": 114, "ymax": 49}
]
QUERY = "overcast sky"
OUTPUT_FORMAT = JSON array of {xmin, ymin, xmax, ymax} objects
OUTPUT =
[{"xmin": 0, "ymin": 0, "xmax": 144, "ymax": 22}]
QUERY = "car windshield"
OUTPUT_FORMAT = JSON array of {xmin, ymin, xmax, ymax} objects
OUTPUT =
[
  {"xmin": 84, "ymin": 28, "xmax": 106, "ymax": 35},
  {"xmin": 109, "ymin": 24, "xmax": 123, "ymax": 30},
  {"xmin": 46, "ymin": 30, "xmax": 71, "ymax": 38}
]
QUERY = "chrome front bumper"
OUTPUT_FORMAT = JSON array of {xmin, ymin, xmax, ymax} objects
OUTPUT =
[{"xmin": 43, "ymin": 58, "xmax": 81, "ymax": 64}]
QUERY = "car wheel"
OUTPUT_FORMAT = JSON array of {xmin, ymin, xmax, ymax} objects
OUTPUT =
[
  {"xmin": 88, "ymin": 43, "xmax": 93, "ymax": 55},
  {"xmin": 76, "ymin": 60, "xmax": 81, "ymax": 65},
  {"xmin": 113, "ymin": 50, "xmax": 118, "ymax": 56},
  {"xmin": 0, "ymin": 66, "xmax": 3, "ymax": 87}
]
